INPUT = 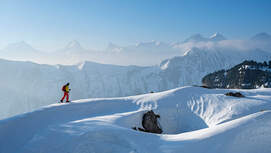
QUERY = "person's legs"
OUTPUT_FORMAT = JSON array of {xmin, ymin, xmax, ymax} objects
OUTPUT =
[
  {"xmin": 61, "ymin": 92, "xmax": 67, "ymax": 102},
  {"xmin": 66, "ymin": 93, "xmax": 69, "ymax": 102}
]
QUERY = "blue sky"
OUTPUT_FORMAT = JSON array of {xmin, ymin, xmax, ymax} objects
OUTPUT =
[{"xmin": 0, "ymin": 0, "xmax": 270, "ymax": 50}]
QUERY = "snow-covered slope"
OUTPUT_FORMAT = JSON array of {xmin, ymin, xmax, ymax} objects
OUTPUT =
[
  {"xmin": 0, "ymin": 86, "xmax": 271, "ymax": 153},
  {"xmin": 0, "ymin": 59, "xmax": 161, "ymax": 119},
  {"xmin": 160, "ymin": 47, "xmax": 271, "ymax": 86},
  {"xmin": 1, "ymin": 45, "xmax": 271, "ymax": 120}
]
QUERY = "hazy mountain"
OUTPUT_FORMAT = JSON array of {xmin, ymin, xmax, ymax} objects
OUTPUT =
[
  {"xmin": 106, "ymin": 43, "xmax": 123, "ymax": 53},
  {"xmin": 0, "ymin": 32, "xmax": 270, "ymax": 66},
  {"xmin": 182, "ymin": 33, "xmax": 226, "ymax": 43},
  {"xmin": 0, "ymin": 41, "xmax": 39, "ymax": 55},
  {"xmin": 209, "ymin": 32, "xmax": 227, "ymax": 41},
  {"xmin": 4, "ymin": 41, "xmax": 36, "ymax": 52},
  {"xmin": 0, "ymin": 41, "xmax": 43, "ymax": 61},
  {"xmin": 183, "ymin": 34, "xmax": 208, "ymax": 42},
  {"xmin": 57, "ymin": 40, "xmax": 89, "ymax": 54},
  {"xmin": 251, "ymin": 32, "xmax": 271, "ymax": 42}
]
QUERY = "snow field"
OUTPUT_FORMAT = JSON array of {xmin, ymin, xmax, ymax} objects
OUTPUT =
[{"xmin": 0, "ymin": 86, "xmax": 271, "ymax": 153}]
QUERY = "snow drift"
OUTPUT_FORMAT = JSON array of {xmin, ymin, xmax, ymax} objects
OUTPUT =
[{"xmin": 0, "ymin": 86, "xmax": 271, "ymax": 153}]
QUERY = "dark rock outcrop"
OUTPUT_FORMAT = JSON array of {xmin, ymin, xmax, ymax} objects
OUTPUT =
[
  {"xmin": 133, "ymin": 110, "xmax": 163, "ymax": 134},
  {"xmin": 199, "ymin": 85, "xmax": 212, "ymax": 89},
  {"xmin": 225, "ymin": 92, "xmax": 245, "ymax": 97}
]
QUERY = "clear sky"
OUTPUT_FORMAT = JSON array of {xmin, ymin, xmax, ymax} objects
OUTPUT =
[{"xmin": 0, "ymin": 0, "xmax": 270, "ymax": 50}]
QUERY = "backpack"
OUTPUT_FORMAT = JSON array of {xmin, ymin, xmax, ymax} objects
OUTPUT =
[{"xmin": 62, "ymin": 85, "xmax": 66, "ymax": 92}]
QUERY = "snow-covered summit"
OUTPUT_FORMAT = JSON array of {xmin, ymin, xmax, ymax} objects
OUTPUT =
[
  {"xmin": 184, "ymin": 34, "xmax": 208, "ymax": 42},
  {"xmin": 209, "ymin": 32, "xmax": 226, "ymax": 41},
  {"xmin": 183, "ymin": 33, "xmax": 226, "ymax": 43},
  {"xmin": 3, "ymin": 41, "xmax": 37, "ymax": 52},
  {"xmin": 0, "ymin": 41, "xmax": 41, "ymax": 61},
  {"xmin": 64, "ymin": 40, "xmax": 83, "ymax": 50},
  {"xmin": 106, "ymin": 42, "xmax": 123, "ymax": 53},
  {"xmin": 54, "ymin": 40, "xmax": 89, "ymax": 55},
  {"xmin": 135, "ymin": 40, "xmax": 165, "ymax": 47},
  {"xmin": 61, "ymin": 40, "xmax": 86, "ymax": 53}
]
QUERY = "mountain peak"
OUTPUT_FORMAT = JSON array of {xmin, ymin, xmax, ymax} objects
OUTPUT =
[
  {"xmin": 106, "ymin": 42, "xmax": 123, "ymax": 53},
  {"xmin": 4, "ymin": 41, "xmax": 35, "ymax": 51},
  {"xmin": 184, "ymin": 34, "xmax": 207, "ymax": 42},
  {"xmin": 184, "ymin": 33, "xmax": 226, "ymax": 43},
  {"xmin": 209, "ymin": 32, "xmax": 226, "ymax": 41},
  {"xmin": 251, "ymin": 32, "xmax": 271, "ymax": 41},
  {"xmin": 65, "ymin": 40, "xmax": 83, "ymax": 50},
  {"xmin": 135, "ymin": 40, "xmax": 163, "ymax": 47}
]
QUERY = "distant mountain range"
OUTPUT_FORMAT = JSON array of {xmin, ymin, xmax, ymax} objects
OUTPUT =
[
  {"xmin": 183, "ymin": 32, "xmax": 226, "ymax": 42},
  {"xmin": 0, "ymin": 32, "xmax": 270, "ymax": 66}
]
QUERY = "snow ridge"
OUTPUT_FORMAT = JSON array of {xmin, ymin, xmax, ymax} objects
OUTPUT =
[
  {"xmin": 0, "ymin": 86, "xmax": 271, "ymax": 153},
  {"xmin": 0, "ymin": 46, "xmax": 271, "ymax": 119}
]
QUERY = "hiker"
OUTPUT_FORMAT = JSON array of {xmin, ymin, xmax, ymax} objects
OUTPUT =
[{"xmin": 60, "ymin": 83, "xmax": 71, "ymax": 103}]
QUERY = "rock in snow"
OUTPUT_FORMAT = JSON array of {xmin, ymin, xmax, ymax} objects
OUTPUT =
[
  {"xmin": 137, "ymin": 110, "xmax": 162, "ymax": 134},
  {"xmin": 225, "ymin": 92, "xmax": 245, "ymax": 97}
]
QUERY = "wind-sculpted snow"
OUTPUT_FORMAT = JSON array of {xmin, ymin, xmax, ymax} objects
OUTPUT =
[
  {"xmin": 0, "ymin": 86, "xmax": 271, "ymax": 153},
  {"xmin": 1, "ymin": 46, "xmax": 271, "ymax": 119}
]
